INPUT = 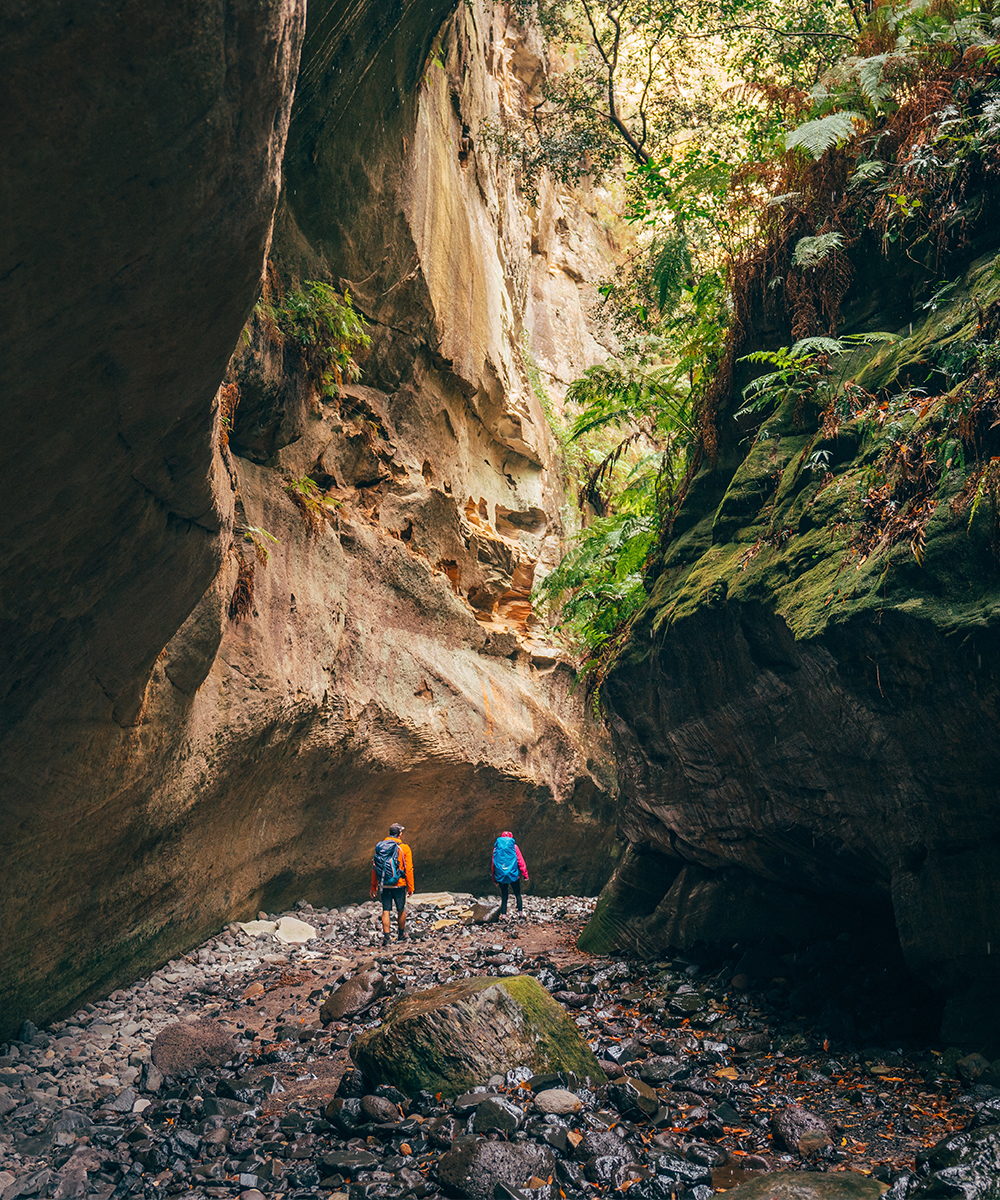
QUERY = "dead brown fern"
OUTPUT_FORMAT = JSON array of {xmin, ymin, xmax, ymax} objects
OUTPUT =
[
  {"xmin": 218, "ymin": 382, "xmax": 240, "ymax": 453},
  {"xmin": 229, "ymin": 550, "xmax": 255, "ymax": 623}
]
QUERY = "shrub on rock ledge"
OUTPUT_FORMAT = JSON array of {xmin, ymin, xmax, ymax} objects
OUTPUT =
[{"xmin": 350, "ymin": 975, "xmax": 607, "ymax": 1098}]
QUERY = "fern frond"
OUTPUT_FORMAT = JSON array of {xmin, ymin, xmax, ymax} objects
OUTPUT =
[
  {"xmin": 785, "ymin": 111, "xmax": 864, "ymax": 160},
  {"xmin": 849, "ymin": 159, "xmax": 887, "ymax": 188},
  {"xmin": 788, "ymin": 336, "xmax": 846, "ymax": 357},
  {"xmin": 855, "ymin": 53, "xmax": 893, "ymax": 108},
  {"xmin": 792, "ymin": 232, "xmax": 844, "ymax": 268},
  {"xmin": 839, "ymin": 331, "xmax": 900, "ymax": 346}
]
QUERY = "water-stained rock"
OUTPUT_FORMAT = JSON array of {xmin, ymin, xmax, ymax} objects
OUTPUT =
[
  {"xmin": 350, "ymin": 975, "xmax": 607, "ymax": 1097},
  {"xmin": 608, "ymin": 1074, "xmax": 660, "ymax": 1120},
  {"xmin": 472, "ymin": 1096, "xmax": 524, "ymax": 1136},
  {"xmin": 914, "ymin": 1125, "xmax": 1000, "ymax": 1199}
]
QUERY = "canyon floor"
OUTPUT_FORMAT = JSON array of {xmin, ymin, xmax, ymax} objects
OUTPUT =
[{"xmin": 0, "ymin": 894, "xmax": 992, "ymax": 1200}]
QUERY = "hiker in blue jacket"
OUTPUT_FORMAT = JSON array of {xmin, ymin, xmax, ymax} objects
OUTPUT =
[{"xmin": 491, "ymin": 831, "xmax": 529, "ymax": 917}]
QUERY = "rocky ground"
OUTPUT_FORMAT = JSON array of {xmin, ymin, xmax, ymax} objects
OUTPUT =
[{"xmin": 3, "ymin": 894, "xmax": 1000, "ymax": 1200}]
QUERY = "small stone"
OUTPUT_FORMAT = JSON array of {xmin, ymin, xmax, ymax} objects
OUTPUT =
[
  {"xmin": 798, "ymin": 1129, "xmax": 833, "ymax": 1155},
  {"xmin": 605, "ymin": 1038, "xmax": 644, "ymax": 1064},
  {"xmin": 770, "ymin": 1104, "xmax": 832, "ymax": 1153},
  {"xmin": 240, "ymin": 920, "xmax": 276, "ymax": 936},
  {"xmin": 533, "ymin": 1088, "xmax": 583, "ymax": 1115},
  {"xmin": 273, "ymin": 916, "xmax": 316, "ymax": 944},
  {"xmin": 956, "ymin": 1052, "xmax": 991, "ymax": 1083},
  {"xmin": 638, "ymin": 1056, "xmax": 688, "ymax": 1084},
  {"xmin": 321, "ymin": 972, "xmax": 384, "ymax": 1022},
  {"xmin": 241, "ymin": 983, "xmax": 265, "ymax": 999},
  {"xmin": 608, "ymin": 1074, "xmax": 659, "ymax": 1119},
  {"xmin": 437, "ymin": 1138, "xmax": 556, "ymax": 1200},
  {"xmin": 575, "ymin": 1130, "xmax": 629, "ymax": 1164},
  {"xmin": 361, "ymin": 1094, "xmax": 401, "ymax": 1123},
  {"xmin": 151, "ymin": 1019, "xmax": 236, "ymax": 1076},
  {"xmin": 140, "ymin": 1062, "xmax": 163, "ymax": 1093},
  {"xmin": 473, "ymin": 1097, "xmax": 524, "ymax": 1135},
  {"xmin": 493, "ymin": 1186, "xmax": 530, "ymax": 1200}
]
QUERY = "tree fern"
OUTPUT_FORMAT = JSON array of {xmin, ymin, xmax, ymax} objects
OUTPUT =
[
  {"xmin": 649, "ymin": 233, "xmax": 693, "ymax": 314},
  {"xmin": 855, "ymin": 54, "xmax": 894, "ymax": 109}
]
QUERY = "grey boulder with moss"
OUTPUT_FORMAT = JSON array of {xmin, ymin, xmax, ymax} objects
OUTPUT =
[{"xmin": 349, "ymin": 975, "xmax": 607, "ymax": 1097}]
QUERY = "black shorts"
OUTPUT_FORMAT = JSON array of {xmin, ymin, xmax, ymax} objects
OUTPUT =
[{"xmin": 381, "ymin": 886, "xmax": 407, "ymax": 913}]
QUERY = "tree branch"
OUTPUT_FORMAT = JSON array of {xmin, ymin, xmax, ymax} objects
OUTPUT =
[
  {"xmin": 605, "ymin": 3, "xmax": 652, "ymax": 164},
  {"xmin": 683, "ymin": 22, "xmax": 858, "ymax": 42}
]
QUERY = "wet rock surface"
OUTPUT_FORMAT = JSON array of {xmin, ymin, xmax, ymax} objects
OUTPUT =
[{"xmin": 1, "ymin": 896, "xmax": 995, "ymax": 1199}]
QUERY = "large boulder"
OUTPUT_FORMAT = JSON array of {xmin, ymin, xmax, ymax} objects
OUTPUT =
[
  {"xmin": 350, "ymin": 975, "xmax": 607, "ymax": 1097},
  {"xmin": 718, "ymin": 1173, "xmax": 882, "ymax": 1200}
]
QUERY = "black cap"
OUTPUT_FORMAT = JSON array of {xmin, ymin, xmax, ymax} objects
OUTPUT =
[{"xmin": 389, "ymin": 823, "xmax": 404, "ymax": 835}]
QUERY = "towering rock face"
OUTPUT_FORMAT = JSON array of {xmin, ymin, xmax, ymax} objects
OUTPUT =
[
  {"xmin": 1, "ymin": 0, "xmax": 307, "ymax": 1039},
  {"xmin": 0, "ymin": 0, "xmax": 619, "ymax": 1039}
]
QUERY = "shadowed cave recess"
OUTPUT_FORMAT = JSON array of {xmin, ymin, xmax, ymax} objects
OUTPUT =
[{"xmin": 2, "ymin": 0, "xmax": 999, "ymax": 1065}]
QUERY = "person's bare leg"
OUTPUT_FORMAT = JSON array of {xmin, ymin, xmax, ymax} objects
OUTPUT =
[
  {"xmin": 381, "ymin": 910, "xmax": 391, "ymax": 941},
  {"xmin": 398, "ymin": 908, "xmax": 407, "ymax": 940}
]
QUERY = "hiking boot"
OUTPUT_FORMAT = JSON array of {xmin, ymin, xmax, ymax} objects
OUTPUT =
[
  {"xmin": 397, "ymin": 930, "xmax": 407, "ymax": 941},
  {"xmin": 382, "ymin": 933, "xmax": 391, "ymax": 946}
]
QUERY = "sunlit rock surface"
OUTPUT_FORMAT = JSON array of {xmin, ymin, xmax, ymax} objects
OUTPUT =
[{"xmin": 0, "ymin": 0, "xmax": 619, "ymax": 1039}]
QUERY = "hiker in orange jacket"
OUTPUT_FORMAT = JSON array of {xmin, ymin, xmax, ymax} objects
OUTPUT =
[{"xmin": 370, "ymin": 823, "xmax": 414, "ymax": 944}]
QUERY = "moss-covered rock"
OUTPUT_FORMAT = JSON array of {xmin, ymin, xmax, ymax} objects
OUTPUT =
[
  {"xmin": 585, "ymin": 225, "xmax": 1000, "ymax": 1049},
  {"xmin": 350, "ymin": 975, "xmax": 607, "ymax": 1097}
]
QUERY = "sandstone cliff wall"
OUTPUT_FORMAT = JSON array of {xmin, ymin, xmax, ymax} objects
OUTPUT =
[{"xmin": 0, "ymin": 0, "xmax": 619, "ymax": 1041}]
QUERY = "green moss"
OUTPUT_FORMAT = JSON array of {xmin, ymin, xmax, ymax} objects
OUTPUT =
[
  {"xmin": 633, "ymin": 246, "xmax": 1000, "ymax": 654},
  {"xmin": 497, "ymin": 976, "xmax": 606, "ymax": 1080}
]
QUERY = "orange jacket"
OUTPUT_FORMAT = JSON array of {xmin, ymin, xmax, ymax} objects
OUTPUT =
[{"xmin": 370, "ymin": 837, "xmax": 414, "ymax": 893}]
